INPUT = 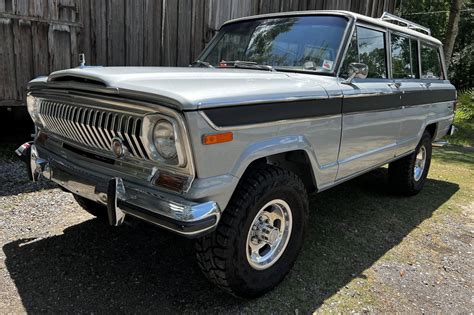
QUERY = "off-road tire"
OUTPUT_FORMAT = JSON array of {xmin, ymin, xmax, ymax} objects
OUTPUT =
[
  {"xmin": 73, "ymin": 194, "xmax": 108, "ymax": 219},
  {"xmin": 388, "ymin": 131, "xmax": 432, "ymax": 196},
  {"xmin": 195, "ymin": 165, "xmax": 309, "ymax": 298}
]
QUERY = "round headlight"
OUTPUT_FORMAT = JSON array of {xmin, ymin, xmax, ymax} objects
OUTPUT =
[
  {"xmin": 153, "ymin": 120, "xmax": 177, "ymax": 159},
  {"xmin": 27, "ymin": 95, "xmax": 43, "ymax": 127}
]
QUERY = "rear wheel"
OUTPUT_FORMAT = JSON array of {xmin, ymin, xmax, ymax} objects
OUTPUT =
[
  {"xmin": 195, "ymin": 165, "xmax": 308, "ymax": 298},
  {"xmin": 388, "ymin": 131, "xmax": 432, "ymax": 195},
  {"xmin": 73, "ymin": 194, "xmax": 108, "ymax": 219}
]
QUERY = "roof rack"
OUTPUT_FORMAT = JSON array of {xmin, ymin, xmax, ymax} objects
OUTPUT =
[{"xmin": 379, "ymin": 12, "xmax": 431, "ymax": 35}]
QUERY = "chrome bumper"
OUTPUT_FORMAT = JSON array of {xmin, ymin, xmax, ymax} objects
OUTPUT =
[{"xmin": 24, "ymin": 144, "xmax": 221, "ymax": 238}]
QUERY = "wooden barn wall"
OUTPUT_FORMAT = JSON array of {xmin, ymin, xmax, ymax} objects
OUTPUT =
[
  {"xmin": 0, "ymin": 0, "xmax": 81, "ymax": 106},
  {"xmin": 0, "ymin": 0, "xmax": 397, "ymax": 107}
]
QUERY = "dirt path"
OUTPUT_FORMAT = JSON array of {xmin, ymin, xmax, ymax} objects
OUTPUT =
[{"xmin": 0, "ymin": 146, "xmax": 473, "ymax": 313}]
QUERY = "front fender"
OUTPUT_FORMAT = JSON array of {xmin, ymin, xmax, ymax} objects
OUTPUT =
[{"xmin": 230, "ymin": 135, "xmax": 322, "ymax": 180}]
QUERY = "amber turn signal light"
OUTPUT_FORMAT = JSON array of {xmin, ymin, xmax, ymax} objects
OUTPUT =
[{"xmin": 202, "ymin": 132, "xmax": 233, "ymax": 145}]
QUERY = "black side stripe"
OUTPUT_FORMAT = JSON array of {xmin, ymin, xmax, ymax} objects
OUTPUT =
[
  {"xmin": 343, "ymin": 93, "xmax": 400, "ymax": 113},
  {"xmin": 203, "ymin": 89, "xmax": 455, "ymax": 128},
  {"xmin": 203, "ymin": 98, "xmax": 342, "ymax": 127},
  {"xmin": 403, "ymin": 89, "xmax": 456, "ymax": 107}
]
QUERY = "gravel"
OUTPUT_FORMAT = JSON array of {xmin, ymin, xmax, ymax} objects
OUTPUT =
[{"xmin": 0, "ymin": 153, "xmax": 473, "ymax": 313}]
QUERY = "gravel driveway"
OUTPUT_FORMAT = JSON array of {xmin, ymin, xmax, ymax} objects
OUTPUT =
[{"xmin": 0, "ymin": 147, "xmax": 473, "ymax": 313}]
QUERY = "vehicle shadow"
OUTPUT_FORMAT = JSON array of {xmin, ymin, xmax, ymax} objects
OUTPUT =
[{"xmin": 3, "ymin": 169, "xmax": 459, "ymax": 313}]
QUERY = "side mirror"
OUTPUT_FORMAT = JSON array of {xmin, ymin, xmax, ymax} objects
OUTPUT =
[{"xmin": 342, "ymin": 62, "xmax": 368, "ymax": 84}]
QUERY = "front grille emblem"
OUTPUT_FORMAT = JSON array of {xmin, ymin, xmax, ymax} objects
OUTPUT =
[{"xmin": 111, "ymin": 137, "xmax": 127, "ymax": 158}]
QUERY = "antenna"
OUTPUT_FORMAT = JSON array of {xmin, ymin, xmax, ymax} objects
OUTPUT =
[
  {"xmin": 380, "ymin": 12, "xmax": 431, "ymax": 35},
  {"xmin": 79, "ymin": 53, "xmax": 86, "ymax": 68}
]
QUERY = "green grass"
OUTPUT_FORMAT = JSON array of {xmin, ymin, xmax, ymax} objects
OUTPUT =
[{"xmin": 445, "ymin": 118, "xmax": 474, "ymax": 147}]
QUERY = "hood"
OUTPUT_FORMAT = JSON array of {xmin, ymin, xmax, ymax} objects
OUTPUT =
[{"xmin": 43, "ymin": 67, "xmax": 331, "ymax": 110}]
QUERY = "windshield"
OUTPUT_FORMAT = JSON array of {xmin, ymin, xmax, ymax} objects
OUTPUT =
[{"xmin": 200, "ymin": 15, "xmax": 348, "ymax": 73}]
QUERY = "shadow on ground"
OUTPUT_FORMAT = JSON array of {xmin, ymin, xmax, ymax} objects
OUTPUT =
[{"xmin": 3, "ymin": 169, "xmax": 459, "ymax": 312}]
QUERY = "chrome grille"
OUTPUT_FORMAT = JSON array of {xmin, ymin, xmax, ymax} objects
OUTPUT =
[{"xmin": 38, "ymin": 99, "xmax": 150, "ymax": 160}]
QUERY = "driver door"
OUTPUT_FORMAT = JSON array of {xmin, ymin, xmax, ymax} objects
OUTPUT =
[{"xmin": 337, "ymin": 24, "xmax": 403, "ymax": 179}]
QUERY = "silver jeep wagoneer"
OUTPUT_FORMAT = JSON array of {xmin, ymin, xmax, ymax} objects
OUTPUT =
[{"xmin": 18, "ymin": 11, "xmax": 456, "ymax": 297}]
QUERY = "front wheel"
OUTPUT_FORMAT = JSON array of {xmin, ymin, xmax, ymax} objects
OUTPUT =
[
  {"xmin": 195, "ymin": 165, "xmax": 308, "ymax": 298},
  {"xmin": 388, "ymin": 130, "xmax": 432, "ymax": 195}
]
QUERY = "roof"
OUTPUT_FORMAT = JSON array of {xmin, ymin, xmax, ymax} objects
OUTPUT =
[{"xmin": 222, "ymin": 10, "xmax": 442, "ymax": 46}]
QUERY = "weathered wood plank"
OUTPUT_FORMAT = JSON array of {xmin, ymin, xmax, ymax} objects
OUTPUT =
[
  {"xmin": 208, "ymin": 0, "xmax": 231, "ymax": 31},
  {"xmin": 90, "ymin": 0, "xmax": 107, "ymax": 65},
  {"xmin": 79, "ymin": 0, "xmax": 91, "ymax": 63},
  {"xmin": 143, "ymin": 0, "xmax": 162, "ymax": 66},
  {"xmin": 203, "ymin": 0, "xmax": 213, "ymax": 45},
  {"xmin": 69, "ymin": 24, "xmax": 78, "ymax": 67},
  {"xmin": 14, "ymin": 0, "xmax": 28, "ymax": 15},
  {"xmin": 4, "ymin": 0, "xmax": 13, "ymax": 13},
  {"xmin": 107, "ymin": 0, "xmax": 125, "ymax": 66},
  {"xmin": 125, "ymin": 0, "xmax": 144, "ymax": 65},
  {"xmin": 30, "ymin": 0, "xmax": 47, "ymax": 17},
  {"xmin": 0, "ymin": 17, "xmax": 17, "ymax": 100},
  {"xmin": 162, "ymin": 0, "xmax": 178, "ymax": 66},
  {"xmin": 31, "ymin": 22, "xmax": 50, "ymax": 76},
  {"xmin": 48, "ymin": 24, "xmax": 72, "ymax": 71},
  {"xmin": 48, "ymin": 0, "xmax": 58, "ymax": 20},
  {"xmin": 177, "ymin": 0, "xmax": 192, "ymax": 66},
  {"xmin": 191, "ymin": 0, "xmax": 205, "ymax": 61},
  {"xmin": 58, "ymin": 0, "xmax": 77, "ymax": 22},
  {"xmin": 13, "ymin": 19, "xmax": 34, "ymax": 100}
]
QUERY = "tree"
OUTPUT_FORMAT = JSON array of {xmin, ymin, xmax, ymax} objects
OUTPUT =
[
  {"xmin": 400, "ymin": 0, "xmax": 473, "ymax": 88},
  {"xmin": 443, "ymin": 0, "xmax": 463, "ymax": 66}
]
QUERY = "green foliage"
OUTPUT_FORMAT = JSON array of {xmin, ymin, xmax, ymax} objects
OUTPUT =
[
  {"xmin": 400, "ymin": 0, "xmax": 474, "ymax": 89},
  {"xmin": 443, "ymin": 89, "xmax": 474, "ymax": 147},
  {"xmin": 456, "ymin": 89, "xmax": 474, "ymax": 120}
]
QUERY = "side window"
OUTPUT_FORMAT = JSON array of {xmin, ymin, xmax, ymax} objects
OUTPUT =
[
  {"xmin": 420, "ymin": 43, "xmax": 443, "ymax": 79},
  {"xmin": 342, "ymin": 26, "xmax": 387, "ymax": 79},
  {"xmin": 390, "ymin": 34, "xmax": 420, "ymax": 79},
  {"xmin": 391, "ymin": 34, "xmax": 412, "ymax": 78}
]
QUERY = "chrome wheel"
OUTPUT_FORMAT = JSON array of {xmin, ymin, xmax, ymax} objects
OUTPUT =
[
  {"xmin": 246, "ymin": 199, "xmax": 293, "ymax": 270},
  {"xmin": 414, "ymin": 145, "xmax": 427, "ymax": 181}
]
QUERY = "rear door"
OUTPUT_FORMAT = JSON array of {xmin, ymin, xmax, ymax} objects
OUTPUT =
[
  {"xmin": 337, "ymin": 24, "xmax": 402, "ymax": 179},
  {"xmin": 389, "ymin": 32, "xmax": 425, "ymax": 154},
  {"xmin": 396, "ymin": 40, "xmax": 455, "ymax": 154}
]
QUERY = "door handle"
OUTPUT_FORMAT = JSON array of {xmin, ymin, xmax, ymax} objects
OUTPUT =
[{"xmin": 387, "ymin": 82, "xmax": 402, "ymax": 89}]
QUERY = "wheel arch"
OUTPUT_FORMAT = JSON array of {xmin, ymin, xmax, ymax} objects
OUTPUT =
[
  {"xmin": 425, "ymin": 122, "xmax": 438, "ymax": 141},
  {"xmin": 231, "ymin": 136, "xmax": 320, "ymax": 193}
]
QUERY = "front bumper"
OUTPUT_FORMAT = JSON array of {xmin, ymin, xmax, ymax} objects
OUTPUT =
[{"xmin": 23, "ymin": 144, "xmax": 221, "ymax": 238}]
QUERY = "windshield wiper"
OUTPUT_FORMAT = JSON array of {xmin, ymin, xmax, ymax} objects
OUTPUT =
[
  {"xmin": 221, "ymin": 60, "xmax": 276, "ymax": 72},
  {"xmin": 190, "ymin": 60, "xmax": 214, "ymax": 68}
]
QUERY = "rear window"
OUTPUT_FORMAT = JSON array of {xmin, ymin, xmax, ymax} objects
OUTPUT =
[{"xmin": 420, "ymin": 43, "xmax": 443, "ymax": 79}]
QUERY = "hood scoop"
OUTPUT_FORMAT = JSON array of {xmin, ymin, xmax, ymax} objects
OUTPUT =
[{"xmin": 48, "ymin": 74, "xmax": 107, "ymax": 87}]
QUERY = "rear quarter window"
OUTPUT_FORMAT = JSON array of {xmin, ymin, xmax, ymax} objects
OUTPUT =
[{"xmin": 421, "ymin": 43, "xmax": 443, "ymax": 79}]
